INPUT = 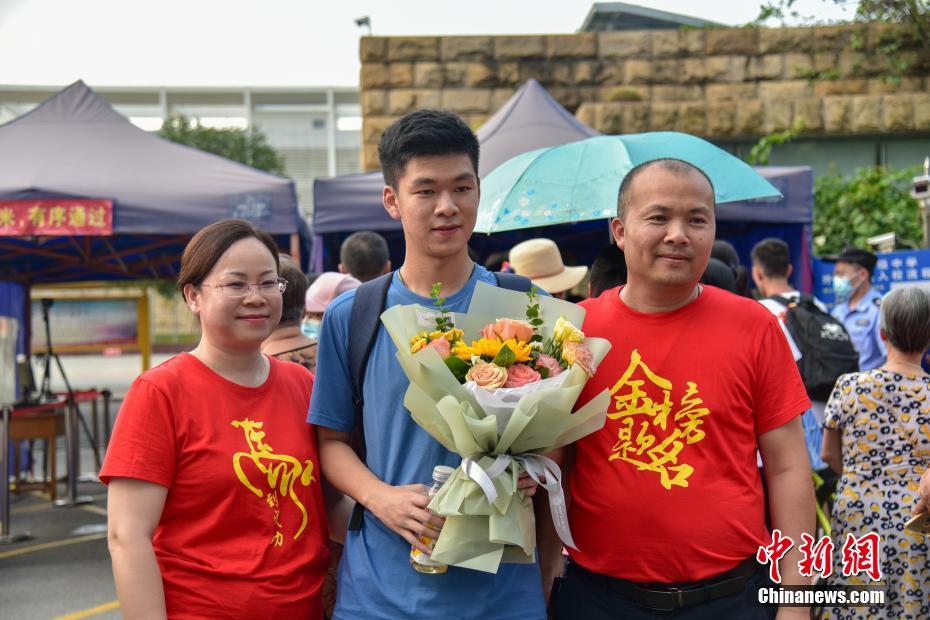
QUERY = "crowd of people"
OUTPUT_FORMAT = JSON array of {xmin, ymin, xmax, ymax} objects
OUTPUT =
[{"xmin": 100, "ymin": 108, "xmax": 929, "ymax": 619}]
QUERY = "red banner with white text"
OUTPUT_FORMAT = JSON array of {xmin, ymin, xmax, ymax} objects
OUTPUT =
[{"xmin": 0, "ymin": 199, "xmax": 113, "ymax": 236}]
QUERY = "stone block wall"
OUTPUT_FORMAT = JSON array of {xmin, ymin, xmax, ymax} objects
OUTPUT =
[{"xmin": 358, "ymin": 24, "xmax": 930, "ymax": 170}]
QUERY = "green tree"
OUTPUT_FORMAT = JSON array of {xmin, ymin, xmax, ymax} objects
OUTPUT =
[
  {"xmin": 158, "ymin": 115, "xmax": 287, "ymax": 177},
  {"xmin": 753, "ymin": 1, "xmax": 930, "ymax": 81},
  {"xmin": 813, "ymin": 165, "xmax": 922, "ymax": 255}
]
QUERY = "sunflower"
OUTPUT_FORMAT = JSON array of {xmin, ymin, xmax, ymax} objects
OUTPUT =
[{"xmin": 452, "ymin": 337, "xmax": 533, "ymax": 364}]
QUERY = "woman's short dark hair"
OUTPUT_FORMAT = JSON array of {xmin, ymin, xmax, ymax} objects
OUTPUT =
[
  {"xmin": 277, "ymin": 254, "xmax": 309, "ymax": 324},
  {"xmin": 378, "ymin": 109, "xmax": 479, "ymax": 188},
  {"xmin": 880, "ymin": 286, "xmax": 930, "ymax": 354},
  {"xmin": 178, "ymin": 219, "xmax": 280, "ymax": 294}
]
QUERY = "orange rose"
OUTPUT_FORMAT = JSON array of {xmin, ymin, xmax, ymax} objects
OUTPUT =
[
  {"xmin": 465, "ymin": 361, "xmax": 508, "ymax": 389},
  {"xmin": 480, "ymin": 318, "xmax": 535, "ymax": 343}
]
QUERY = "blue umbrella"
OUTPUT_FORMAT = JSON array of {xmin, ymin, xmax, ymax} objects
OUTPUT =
[{"xmin": 474, "ymin": 132, "xmax": 782, "ymax": 234}]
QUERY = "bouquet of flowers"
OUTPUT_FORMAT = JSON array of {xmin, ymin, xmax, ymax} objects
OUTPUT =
[{"xmin": 381, "ymin": 281, "xmax": 611, "ymax": 573}]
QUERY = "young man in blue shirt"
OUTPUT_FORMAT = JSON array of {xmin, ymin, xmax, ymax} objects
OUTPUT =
[{"xmin": 308, "ymin": 109, "xmax": 547, "ymax": 619}]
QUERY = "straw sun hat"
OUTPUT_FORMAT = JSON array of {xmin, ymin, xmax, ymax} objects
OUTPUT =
[{"xmin": 508, "ymin": 238, "xmax": 588, "ymax": 294}]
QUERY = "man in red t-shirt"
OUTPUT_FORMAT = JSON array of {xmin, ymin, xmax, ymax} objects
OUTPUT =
[{"xmin": 551, "ymin": 159, "xmax": 814, "ymax": 619}]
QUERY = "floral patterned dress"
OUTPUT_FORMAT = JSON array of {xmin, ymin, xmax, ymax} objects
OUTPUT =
[{"xmin": 823, "ymin": 369, "xmax": 930, "ymax": 620}]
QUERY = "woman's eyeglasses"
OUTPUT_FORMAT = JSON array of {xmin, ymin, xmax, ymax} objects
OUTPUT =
[{"xmin": 201, "ymin": 277, "xmax": 287, "ymax": 298}]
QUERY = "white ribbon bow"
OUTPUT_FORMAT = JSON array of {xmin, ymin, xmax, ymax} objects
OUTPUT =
[{"xmin": 461, "ymin": 453, "xmax": 577, "ymax": 550}]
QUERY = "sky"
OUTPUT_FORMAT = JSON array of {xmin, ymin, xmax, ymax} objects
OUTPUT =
[{"xmin": 0, "ymin": 0, "xmax": 858, "ymax": 88}]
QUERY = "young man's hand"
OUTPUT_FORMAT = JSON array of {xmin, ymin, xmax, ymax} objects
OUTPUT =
[
  {"xmin": 367, "ymin": 483, "xmax": 444, "ymax": 553},
  {"xmin": 518, "ymin": 471, "xmax": 539, "ymax": 497}
]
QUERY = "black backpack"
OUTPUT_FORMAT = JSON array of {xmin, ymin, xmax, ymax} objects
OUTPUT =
[
  {"xmin": 769, "ymin": 294, "xmax": 859, "ymax": 401},
  {"xmin": 345, "ymin": 270, "xmax": 533, "ymax": 530}
]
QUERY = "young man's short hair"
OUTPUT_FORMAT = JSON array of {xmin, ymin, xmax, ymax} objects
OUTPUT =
[
  {"xmin": 378, "ymin": 109, "xmax": 480, "ymax": 188},
  {"xmin": 340, "ymin": 231, "xmax": 389, "ymax": 282},
  {"xmin": 589, "ymin": 244, "xmax": 627, "ymax": 297},
  {"xmin": 750, "ymin": 238, "xmax": 791, "ymax": 279}
]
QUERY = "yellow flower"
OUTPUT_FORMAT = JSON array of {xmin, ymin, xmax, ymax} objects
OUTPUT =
[
  {"xmin": 453, "ymin": 337, "xmax": 502, "ymax": 361},
  {"xmin": 443, "ymin": 328, "xmax": 464, "ymax": 342},
  {"xmin": 452, "ymin": 337, "xmax": 532, "ymax": 364},
  {"xmin": 501, "ymin": 338, "xmax": 533, "ymax": 363},
  {"xmin": 410, "ymin": 331, "xmax": 429, "ymax": 346},
  {"xmin": 410, "ymin": 337, "xmax": 428, "ymax": 353},
  {"xmin": 430, "ymin": 328, "xmax": 463, "ymax": 343},
  {"xmin": 553, "ymin": 316, "xmax": 584, "ymax": 343}
]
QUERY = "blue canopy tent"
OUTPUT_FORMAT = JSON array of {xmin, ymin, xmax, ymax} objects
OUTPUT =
[{"xmin": 0, "ymin": 80, "xmax": 306, "ymax": 352}]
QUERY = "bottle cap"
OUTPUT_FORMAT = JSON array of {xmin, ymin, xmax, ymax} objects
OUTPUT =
[{"xmin": 432, "ymin": 465, "xmax": 454, "ymax": 484}]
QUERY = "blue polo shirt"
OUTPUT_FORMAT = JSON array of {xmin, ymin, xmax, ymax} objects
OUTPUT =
[
  {"xmin": 831, "ymin": 287, "xmax": 886, "ymax": 371},
  {"xmin": 308, "ymin": 266, "xmax": 546, "ymax": 620}
]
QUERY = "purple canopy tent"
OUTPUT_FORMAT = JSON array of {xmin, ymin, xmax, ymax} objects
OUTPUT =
[
  {"xmin": 310, "ymin": 79, "xmax": 599, "ymax": 270},
  {"xmin": 0, "ymin": 80, "xmax": 306, "ymax": 357}
]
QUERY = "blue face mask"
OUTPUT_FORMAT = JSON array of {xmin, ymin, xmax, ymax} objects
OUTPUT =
[
  {"xmin": 301, "ymin": 318, "xmax": 321, "ymax": 339},
  {"xmin": 833, "ymin": 275, "xmax": 853, "ymax": 302}
]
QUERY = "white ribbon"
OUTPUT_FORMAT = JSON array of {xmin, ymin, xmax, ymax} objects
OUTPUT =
[{"xmin": 460, "ymin": 453, "xmax": 577, "ymax": 550}]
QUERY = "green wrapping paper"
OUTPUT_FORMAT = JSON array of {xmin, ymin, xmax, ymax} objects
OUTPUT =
[{"xmin": 382, "ymin": 281, "xmax": 612, "ymax": 573}]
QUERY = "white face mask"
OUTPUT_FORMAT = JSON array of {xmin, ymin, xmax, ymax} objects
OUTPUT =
[{"xmin": 301, "ymin": 318, "xmax": 321, "ymax": 339}]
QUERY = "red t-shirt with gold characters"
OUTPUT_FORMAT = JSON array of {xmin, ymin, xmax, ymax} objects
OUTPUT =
[
  {"xmin": 100, "ymin": 353, "xmax": 329, "ymax": 619},
  {"xmin": 568, "ymin": 285, "xmax": 809, "ymax": 583}
]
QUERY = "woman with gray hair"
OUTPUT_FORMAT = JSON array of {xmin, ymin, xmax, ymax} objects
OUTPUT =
[{"xmin": 820, "ymin": 286, "xmax": 930, "ymax": 620}]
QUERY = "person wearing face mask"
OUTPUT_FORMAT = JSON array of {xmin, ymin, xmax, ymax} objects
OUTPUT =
[
  {"xmin": 302, "ymin": 271, "xmax": 361, "ymax": 344},
  {"xmin": 829, "ymin": 246, "xmax": 886, "ymax": 371}
]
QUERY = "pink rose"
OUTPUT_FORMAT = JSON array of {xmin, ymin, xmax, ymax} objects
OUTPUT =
[
  {"xmin": 504, "ymin": 363, "xmax": 541, "ymax": 388},
  {"xmin": 562, "ymin": 341, "xmax": 596, "ymax": 377},
  {"xmin": 465, "ymin": 362, "xmax": 508, "ymax": 389},
  {"xmin": 428, "ymin": 337, "xmax": 451, "ymax": 359},
  {"xmin": 535, "ymin": 354, "xmax": 564, "ymax": 378},
  {"xmin": 480, "ymin": 318, "xmax": 535, "ymax": 343}
]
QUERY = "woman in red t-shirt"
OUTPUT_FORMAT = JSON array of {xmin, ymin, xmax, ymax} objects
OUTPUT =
[{"xmin": 101, "ymin": 219, "xmax": 330, "ymax": 619}]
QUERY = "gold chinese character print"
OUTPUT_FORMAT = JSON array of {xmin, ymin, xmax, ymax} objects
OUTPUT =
[
  {"xmin": 606, "ymin": 349, "xmax": 710, "ymax": 490},
  {"xmin": 231, "ymin": 418, "xmax": 316, "ymax": 545}
]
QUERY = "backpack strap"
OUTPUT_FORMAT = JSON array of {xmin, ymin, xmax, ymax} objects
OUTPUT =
[
  {"xmin": 346, "ymin": 271, "xmax": 392, "ymax": 531},
  {"xmin": 767, "ymin": 294, "xmax": 794, "ymax": 308},
  {"xmin": 493, "ymin": 271, "xmax": 534, "ymax": 293}
]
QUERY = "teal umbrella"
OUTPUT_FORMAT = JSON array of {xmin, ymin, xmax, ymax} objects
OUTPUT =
[{"xmin": 474, "ymin": 132, "xmax": 782, "ymax": 234}]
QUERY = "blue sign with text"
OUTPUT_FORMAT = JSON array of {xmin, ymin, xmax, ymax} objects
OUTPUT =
[{"xmin": 813, "ymin": 248, "xmax": 930, "ymax": 308}]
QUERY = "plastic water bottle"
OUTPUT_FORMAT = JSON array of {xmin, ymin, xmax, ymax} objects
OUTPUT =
[{"xmin": 410, "ymin": 465, "xmax": 454, "ymax": 574}]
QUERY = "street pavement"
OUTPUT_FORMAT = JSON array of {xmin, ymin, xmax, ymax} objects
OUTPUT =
[{"xmin": 2, "ymin": 353, "xmax": 176, "ymax": 619}]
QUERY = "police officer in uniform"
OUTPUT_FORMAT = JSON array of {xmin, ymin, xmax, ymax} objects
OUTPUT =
[{"xmin": 830, "ymin": 246, "xmax": 886, "ymax": 370}]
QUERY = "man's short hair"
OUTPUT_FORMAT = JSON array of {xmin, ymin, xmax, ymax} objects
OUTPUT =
[
  {"xmin": 880, "ymin": 286, "xmax": 930, "ymax": 354},
  {"xmin": 340, "ymin": 231, "xmax": 389, "ymax": 282},
  {"xmin": 589, "ymin": 244, "xmax": 628, "ymax": 297},
  {"xmin": 616, "ymin": 158, "xmax": 715, "ymax": 221},
  {"xmin": 378, "ymin": 109, "xmax": 479, "ymax": 189},
  {"xmin": 750, "ymin": 238, "xmax": 791, "ymax": 278}
]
